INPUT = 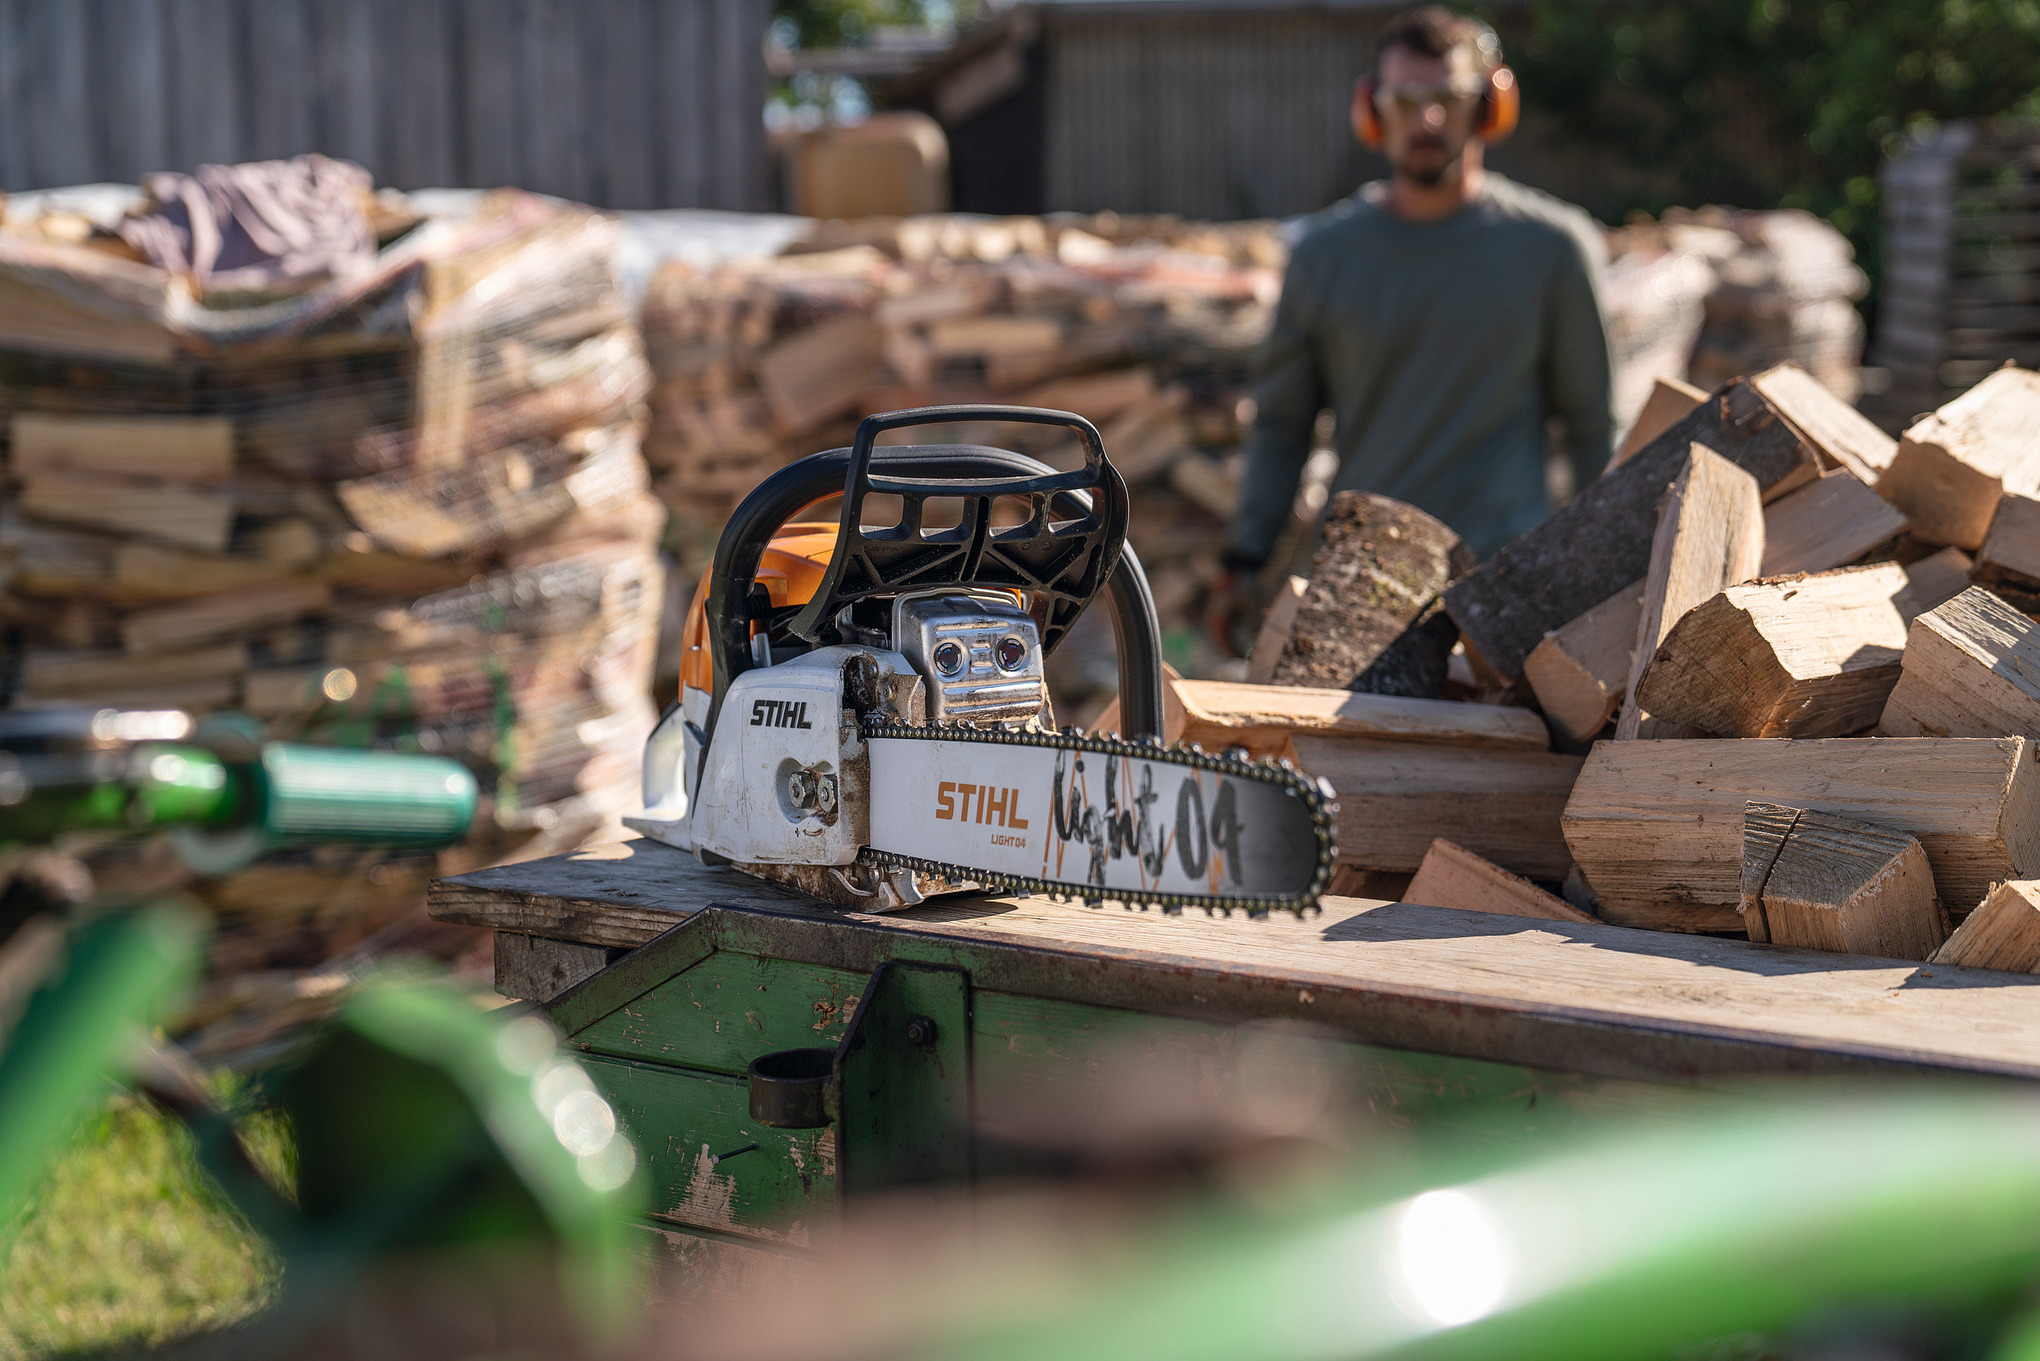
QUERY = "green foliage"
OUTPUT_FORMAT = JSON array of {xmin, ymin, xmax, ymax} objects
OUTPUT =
[
  {"xmin": 774, "ymin": 0, "xmax": 954, "ymax": 50},
  {"xmin": 1496, "ymin": 0, "xmax": 2040, "ymax": 306},
  {"xmin": 0, "ymin": 1095, "xmax": 288, "ymax": 1358}
]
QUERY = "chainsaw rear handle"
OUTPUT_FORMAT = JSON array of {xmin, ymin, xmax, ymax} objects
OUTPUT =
[{"xmin": 704, "ymin": 428, "xmax": 1165, "ymax": 746}]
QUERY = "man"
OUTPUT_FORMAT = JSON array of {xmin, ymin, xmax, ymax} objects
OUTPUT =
[{"xmin": 1211, "ymin": 6, "xmax": 1613, "ymax": 653}]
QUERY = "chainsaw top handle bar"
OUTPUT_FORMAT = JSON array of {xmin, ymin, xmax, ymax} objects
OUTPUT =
[{"xmin": 704, "ymin": 406, "xmax": 1163, "ymax": 744}]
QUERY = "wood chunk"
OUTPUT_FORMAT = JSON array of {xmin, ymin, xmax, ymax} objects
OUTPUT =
[
  {"xmin": 1016, "ymin": 367, "xmax": 1155, "ymax": 425},
  {"xmin": 1880, "ymin": 587, "xmax": 2040, "ymax": 739},
  {"xmin": 1405, "ymin": 837, "xmax": 1596, "ymax": 922},
  {"xmin": 1245, "ymin": 575, "xmax": 1308, "ymax": 684},
  {"xmin": 1759, "ymin": 469, "xmax": 1909, "ymax": 576},
  {"xmin": 1444, "ymin": 375, "xmax": 1810, "ymax": 681},
  {"xmin": 1749, "ymin": 364, "xmax": 1898, "ymax": 484},
  {"xmin": 1562, "ymin": 736, "xmax": 2040, "ymax": 931},
  {"xmin": 754, "ymin": 312, "xmax": 887, "ymax": 434},
  {"xmin": 1289, "ymin": 733, "xmax": 1583, "ymax": 879},
  {"xmin": 1324, "ymin": 866, "xmax": 1415, "ymax": 901},
  {"xmin": 10, "ymin": 413, "xmax": 235, "ymax": 481},
  {"xmin": 19, "ymin": 643, "xmax": 246, "ymax": 698},
  {"xmin": 1739, "ymin": 802, "xmax": 1946, "ymax": 959},
  {"xmin": 111, "ymin": 544, "xmax": 292, "ymax": 599},
  {"xmin": 1635, "ymin": 563, "xmax": 1911, "ymax": 739},
  {"xmin": 1524, "ymin": 580, "xmax": 1643, "ymax": 743},
  {"xmin": 1270, "ymin": 491, "xmax": 1474, "ymax": 697},
  {"xmin": 1876, "ymin": 367, "xmax": 2040, "ymax": 549},
  {"xmin": 1975, "ymin": 492, "xmax": 2040, "ymax": 593},
  {"xmin": 1612, "ymin": 376, "xmax": 1706, "ymax": 466},
  {"xmin": 1616, "ymin": 444, "xmax": 1766, "ymax": 739},
  {"xmin": 1897, "ymin": 546, "xmax": 1975, "ymax": 619},
  {"xmin": 1175, "ymin": 678, "xmax": 1550, "ymax": 758},
  {"xmin": 1932, "ymin": 880, "xmax": 2040, "ymax": 971},
  {"xmin": 120, "ymin": 580, "xmax": 331, "ymax": 655},
  {"xmin": 19, "ymin": 472, "xmax": 236, "ymax": 553}
]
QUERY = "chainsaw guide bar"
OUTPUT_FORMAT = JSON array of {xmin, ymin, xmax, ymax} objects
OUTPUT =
[{"xmin": 856, "ymin": 717, "xmax": 1338, "ymax": 917}]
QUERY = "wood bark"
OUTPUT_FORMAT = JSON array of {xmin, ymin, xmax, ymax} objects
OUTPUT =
[
  {"xmin": 1615, "ymin": 443, "xmax": 1766, "ymax": 739},
  {"xmin": 1739, "ymin": 802, "xmax": 1946, "ymax": 959},
  {"xmin": 1634, "ymin": 563, "xmax": 1911, "ymax": 739},
  {"xmin": 1288, "ymin": 733, "xmax": 1582, "ymax": 880},
  {"xmin": 1880, "ymin": 586, "xmax": 2040, "ymax": 739},
  {"xmin": 1405, "ymin": 837, "xmax": 1596, "ymax": 922},
  {"xmin": 1444, "ymin": 374, "xmax": 1810, "ymax": 682},
  {"xmin": 1269, "ymin": 491, "xmax": 1473, "ymax": 698},
  {"xmin": 1523, "ymin": 580, "xmax": 1644, "ymax": 743},
  {"xmin": 1562, "ymin": 736, "xmax": 2040, "ymax": 932},
  {"xmin": 1875, "ymin": 366, "xmax": 2040, "ymax": 549},
  {"xmin": 1932, "ymin": 880, "xmax": 2040, "ymax": 972}
]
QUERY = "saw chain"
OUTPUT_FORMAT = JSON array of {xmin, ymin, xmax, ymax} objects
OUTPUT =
[{"xmin": 855, "ymin": 717, "xmax": 1338, "ymax": 917}]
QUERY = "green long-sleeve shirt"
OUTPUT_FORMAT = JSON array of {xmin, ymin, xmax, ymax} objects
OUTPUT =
[{"xmin": 1229, "ymin": 173, "xmax": 1615, "ymax": 563}]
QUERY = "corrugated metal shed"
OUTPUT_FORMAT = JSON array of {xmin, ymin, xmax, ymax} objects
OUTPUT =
[{"xmin": 0, "ymin": 0, "xmax": 769, "ymax": 209}]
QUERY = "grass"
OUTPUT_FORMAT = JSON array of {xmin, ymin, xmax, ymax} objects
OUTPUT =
[{"xmin": 0, "ymin": 1093, "xmax": 287, "ymax": 1359}]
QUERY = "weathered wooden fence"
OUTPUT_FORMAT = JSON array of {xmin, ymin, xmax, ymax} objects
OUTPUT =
[{"xmin": 0, "ymin": 0, "xmax": 768, "ymax": 209}]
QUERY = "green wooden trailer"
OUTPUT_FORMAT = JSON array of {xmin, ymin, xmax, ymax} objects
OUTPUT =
[{"xmin": 428, "ymin": 837, "xmax": 2040, "ymax": 1272}]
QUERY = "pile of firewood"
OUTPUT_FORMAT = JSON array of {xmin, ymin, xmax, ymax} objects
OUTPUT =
[
  {"xmin": 1126, "ymin": 361, "xmax": 2040, "ymax": 976},
  {"xmin": 642, "ymin": 207, "xmax": 1866, "ymax": 704},
  {"xmin": 0, "ymin": 184, "xmax": 662, "ymax": 1012}
]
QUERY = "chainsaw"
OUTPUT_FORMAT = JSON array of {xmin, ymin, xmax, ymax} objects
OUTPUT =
[{"xmin": 626, "ymin": 405, "xmax": 1335, "ymax": 914}]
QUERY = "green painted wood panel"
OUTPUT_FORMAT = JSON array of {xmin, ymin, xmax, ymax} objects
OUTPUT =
[
  {"xmin": 971, "ymin": 989, "xmax": 1684, "ymax": 1159},
  {"xmin": 582, "ymin": 1053, "xmax": 835, "ymax": 1244},
  {"xmin": 572, "ymin": 952, "xmax": 866, "ymax": 1077}
]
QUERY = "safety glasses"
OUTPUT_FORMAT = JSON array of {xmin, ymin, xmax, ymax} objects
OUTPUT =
[{"xmin": 1373, "ymin": 81, "xmax": 1482, "ymax": 118}]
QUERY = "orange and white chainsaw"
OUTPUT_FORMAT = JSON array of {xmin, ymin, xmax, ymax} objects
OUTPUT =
[{"xmin": 625, "ymin": 406, "xmax": 1335, "ymax": 914}]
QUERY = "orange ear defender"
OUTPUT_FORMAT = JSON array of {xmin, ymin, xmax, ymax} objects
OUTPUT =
[{"xmin": 1355, "ymin": 63, "xmax": 1520, "ymax": 148}]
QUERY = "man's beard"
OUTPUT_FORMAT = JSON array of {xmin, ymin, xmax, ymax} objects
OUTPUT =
[{"xmin": 1394, "ymin": 136, "xmax": 1461, "ymax": 187}]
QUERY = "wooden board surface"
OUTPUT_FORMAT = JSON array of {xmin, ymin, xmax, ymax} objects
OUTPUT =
[{"xmin": 430, "ymin": 837, "xmax": 2040, "ymax": 1085}]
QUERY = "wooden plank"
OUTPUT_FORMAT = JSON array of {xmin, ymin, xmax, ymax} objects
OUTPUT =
[
  {"xmin": 1876, "ymin": 366, "xmax": 2040, "ymax": 549},
  {"xmin": 10, "ymin": 414, "xmax": 235, "ymax": 481},
  {"xmin": 119, "ymin": 579, "xmax": 331, "ymax": 654},
  {"xmin": 1749, "ymin": 364, "xmax": 1900, "ymax": 482},
  {"xmin": 1635, "ymin": 563, "xmax": 1911, "ymax": 739},
  {"xmin": 1758, "ymin": 469, "xmax": 1909, "ymax": 577},
  {"xmin": 429, "ymin": 837, "xmax": 812, "ymax": 948},
  {"xmin": 1612, "ymin": 375, "xmax": 1705, "ymax": 467},
  {"xmin": 244, "ymin": 0, "xmax": 312, "ymax": 160},
  {"xmin": 1523, "ymin": 580, "xmax": 1643, "ymax": 743},
  {"xmin": 1880, "ymin": 586, "xmax": 2040, "ymax": 739},
  {"xmin": 99, "ymin": 0, "xmax": 168, "ymax": 181},
  {"xmin": 1288, "ymin": 734, "xmax": 1581, "ymax": 879},
  {"xmin": 1932, "ymin": 880, "xmax": 2040, "ymax": 972},
  {"xmin": 1268, "ymin": 491, "xmax": 1472, "ymax": 697},
  {"xmin": 459, "ymin": 0, "xmax": 521, "ymax": 187},
  {"xmin": 573, "ymin": 951, "xmax": 864, "ymax": 1076},
  {"xmin": 1244, "ymin": 574, "xmax": 1307, "ymax": 684},
  {"xmin": 494, "ymin": 932, "xmax": 621, "ymax": 1003},
  {"xmin": 169, "ymin": 0, "xmax": 241, "ymax": 166},
  {"xmin": 1405, "ymin": 838, "xmax": 1595, "ymax": 923},
  {"xmin": 1563, "ymin": 736, "xmax": 2040, "ymax": 932},
  {"xmin": 19, "ymin": 473, "xmax": 236, "ymax": 554},
  {"xmin": 1740, "ymin": 803, "xmax": 1946, "ymax": 960},
  {"xmin": 1444, "ymin": 377, "xmax": 1810, "ymax": 681},
  {"xmin": 429, "ymin": 838, "xmax": 2040, "ymax": 1084},
  {"xmin": 1615, "ymin": 444, "xmax": 1766, "ymax": 740},
  {"xmin": 19, "ymin": 643, "xmax": 245, "ymax": 698},
  {"xmin": 1174, "ymin": 678, "xmax": 1550, "ymax": 756}
]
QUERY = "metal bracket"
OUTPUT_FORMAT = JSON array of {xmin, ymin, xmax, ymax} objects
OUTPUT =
[{"xmin": 831, "ymin": 960, "xmax": 972, "ymax": 1195}]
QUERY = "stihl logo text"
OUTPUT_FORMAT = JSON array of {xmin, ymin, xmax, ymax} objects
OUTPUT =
[
  {"xmin": 750, "ymin": 699, "xmax": 814, "ymax": 729},
  {"xmin": 936, "ymin": 782, "xmax": 1029, "ymax": 828}
]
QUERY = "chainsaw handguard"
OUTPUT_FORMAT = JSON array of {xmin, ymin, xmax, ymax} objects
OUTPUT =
[{"xmin": 704, "ymin": 410, "xmax": 1164, "ymax": 745}]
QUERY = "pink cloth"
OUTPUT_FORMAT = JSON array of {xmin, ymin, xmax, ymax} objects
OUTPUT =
[{"xmin": 120, "ymin": 154, "xmax": 376, "ymax": 294}]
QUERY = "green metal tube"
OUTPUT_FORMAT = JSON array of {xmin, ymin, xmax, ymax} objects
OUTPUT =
[{"xmin": 254, "ymin": 744, "xmax": 476, "ymax": 845}]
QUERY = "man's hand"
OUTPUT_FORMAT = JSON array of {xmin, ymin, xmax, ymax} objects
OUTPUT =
[{"xmin": 1204, "ymin": 557, "xmax": 1267, "ymax": 660}]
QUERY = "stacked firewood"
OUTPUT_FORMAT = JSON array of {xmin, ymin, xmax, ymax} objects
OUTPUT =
[
  {"xmin": 0, "ymin": 184, "xmax": 661, "ymax": 1003},
  {"xmin": 1134, "ymin": 361, "xmax": 2040, "ymax": 977},
  {"xmin": 642, "ymin": 207, "xmax": 1865, "ymax": 705}
]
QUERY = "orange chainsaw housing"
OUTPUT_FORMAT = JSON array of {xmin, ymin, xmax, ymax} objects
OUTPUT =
[{"xmin": 676, "ymin": 522, "xmax": 837, "ymax": 697}]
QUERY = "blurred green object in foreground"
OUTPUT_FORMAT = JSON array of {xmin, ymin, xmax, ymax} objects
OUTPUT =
[{"xmin": 941, "ymin": 1088, "xmax": 2040, "ymax": 1361}]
